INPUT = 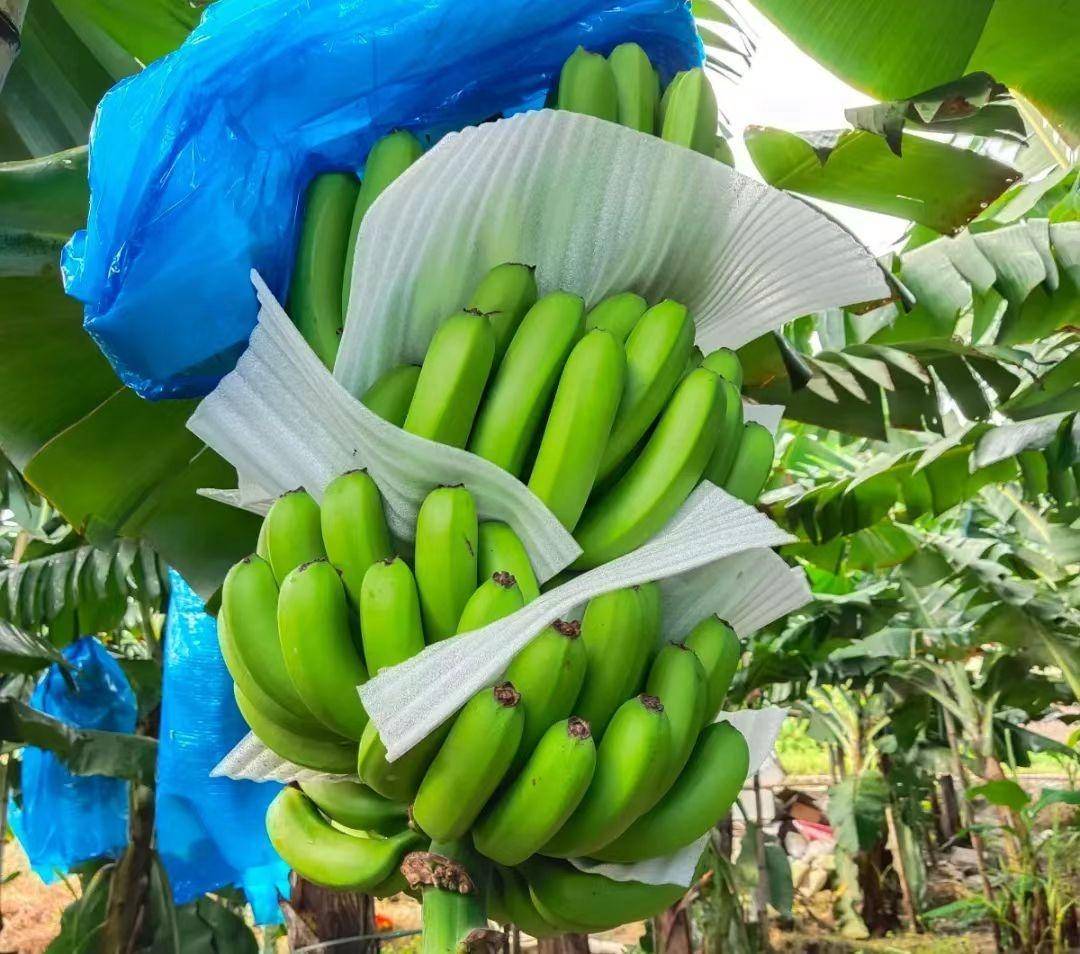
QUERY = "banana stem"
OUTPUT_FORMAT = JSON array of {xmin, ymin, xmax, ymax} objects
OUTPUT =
[{"xmin": 404, "ymin": 841, "xmax": 496, "ymax": 954}]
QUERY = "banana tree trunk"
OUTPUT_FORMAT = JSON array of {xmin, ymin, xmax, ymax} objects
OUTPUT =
[
  {"xmin": 538, "ymin": 935, "xmax": 589, "ymax": 954},
  {"xmin": 284, "ymin": 876, "xmax": 377, "ymax": 954},
  {"xmin": 0, "ymin": 0, "xmax": 27, "ymax": 94}
]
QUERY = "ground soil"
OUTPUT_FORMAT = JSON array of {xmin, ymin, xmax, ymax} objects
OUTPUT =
[{"xmin": 0, "ymin": 843, "xmax": 74, "ymax": 954}]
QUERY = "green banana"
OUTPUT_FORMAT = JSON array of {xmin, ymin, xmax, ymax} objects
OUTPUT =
[
  {"xmin": 288, "ymin": 173, "xmax": 359, "ymax": 369},
  {"xmin": 299, "ymin": 778, "xmax": 409, "ymax": 836},
  {"xmin": 573, "ymin": 367, "xmax": 724, "ymax": 569},
  {"xmin": 457, "ymin": 572, "xmax": 524, "ymax": 633},
  {"xmin": 504, "ymin": 619, "xmax": 588, "ymax": 771},
  {"xmin": 468, "ymin": 292, "xmax": 584, "ymax": 477},
  {"xmin": 489, "ymin": 866, "xmax": 561, "ymax": 938},
  {"xmin": 660, "ymin": 68, "xmax": 718, "ymax": 156},
  {"xmin": 357, "ymin": 719, "xmax": 450, "ymax": 802},
  {"xmin": 642, "ymin": 643, "xmax": 707, "ymax": 803},
  {"xmin": 218, "ymin": 614, "xmax": 328, "ymax": 737},
  {"xmin": 266, "ymin": 788, "xmax": 422, "ymax": 891},
  {"xmin": 557, "ymin": 46, "xmax": 618, "ymax": 121},
  {"xmin": 359, "ymin": 557, "xmax": 426, "ymax": 675},
  {"xmin": 636, "ymin": 581, "xmax": 664, "ymax": 648},
  {"xmin": 278, "ymin": 559, "xmax": 369, "ymax": 739},
  {"xmin": 715, "ymin": 137, "xmax": 735, "ymax": 166},
  {"xmin": 591, "ymin": 721, "xmax": 749, "ymax": 862},
  {"xmin": 527, "ymin": 329, "xmax": 626, "ymax": 530},
  {"xmin": 477, "ymin": 521, "xmax": 540, "ymax": 604},
  {"xmin": 522, "ymin": 856, "xmax": 686, "ymax": 932},
  {"xmin": 684, "ymin": 615, "xmax": 741, "ymax": 722},
  {"xmin": 321, "ymin": 470, "xmax": 393, "ymax": 609},
  {"xmin": 584, "ymin": 292, "xmax": 648, "ymax": 345},
  {"xmin": 541, "ymin": 694, "xmax": 670, "ymax": 858},
  {"xmin": 255, "ymin": 517, "xmax": 270, "ymax": 562},
  {"xmin": 473, "ymin": 717, "xmax": 596, "ymax": 866},
  {"xmin": 701, "ymin": 346, "xmax": 743, "ymax": 391},
  {"xmin": 263, "ymin": 489, "xmax": 326, "ymax": 583},
  {"xmin": 360, "ymin": 364, "xmax": 422, "ymax": 426},
  {"xmin": 467, "ymin": 262, "xmax": 539, "ymax": 363},
  {"xmin": 724, "ymin": 421, "xmax": 775, "ymax": 504},
  {"xmin": 343, "ymin": 130, "xmax": 424, "ymax": 315},
  {"xmin": 573, "ymin": 587, "xmax": 653, "ymax": 738},
  {"xmin": 597, "ymin": 300, "xmax": 694, "ymax": 483},
  {"xmin": 414, "ymin": 485, "xmax": 479, "ymax": 642},
  {"xmin": 234, "ymin": 686, "xmax": 356, "ymax": 773},
  {"xmin": 403, "ymin": 311, "xmax": 496, "ymax": 448},
  {"xmin": 608, "ymin": 42, "xmax": 659, "ymax": 133},
  {"xmin": 221, "ymin": 554, "xmax": 313, "ymax": 725},
  {"xmin": 701, "ymin": 374, "xmax": 744, "ymax": 486},
  {"xmin": 685, "ymin": 345, "xmax": 704, "ymax": 374},
  {"xmin": 412, "ymin": 683, "xmax": 524, "ymax": 841}
]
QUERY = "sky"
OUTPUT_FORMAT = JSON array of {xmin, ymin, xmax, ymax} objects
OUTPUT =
[{"xmin": 712, "ymin": 1, "xmax": 913, "ymax": 256}]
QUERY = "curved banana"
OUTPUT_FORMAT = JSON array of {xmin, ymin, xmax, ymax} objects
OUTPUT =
[
  {"xmin": 660, "ymin": 68, "xmax": 718, "ymax": 156},
  {"xmin": 360, "ymin": 364, "xmax": 421, "ymax": 426},
  {"xmin": 573, "ymin": 368, "xmax": 724, "ymax": 569},
  {"xmin": 636, "ymin": 581, "xmax": 663, "ymax": 650},
  {"xmin": 412, "ymin": 683, "xmax": 524, "ymax": 841},
  {"xmin": 468, "ymin": 292, "xmax": 584, "ymax": 477},
  {"xmin": 359, "ymin": 557, "xmax": 426, "ymax": 675},
  {"xmin": 221, "ymin": 554, "xmax": 313, "ymax": 725},
  {"xmin": 321, "ymin": 470, "xmax": 393, "ymax": 609},
  {"xmin": 584, "ymin": 292, "xmax": 647, "ymax": 345},
  {"xmin": 234, "ymin": 686, "xmax": 356, "ymax": 773},
  {"xmin": 642, "ymin": 643, "xmax": 707, "ymax": 804},
  {"xmin": 701, "ymin": 346, "xmax": 743, "ymax": 391},
  {"xmin": 473, "ymin": 717, "xmax": 596, "ymax": 866},
  {"xmin": 278, "ymin": 559, "xmax": 369, "ymax": 739},
  {"xmin": 357, "ymin": 719, "xmax": 450, "ymax": 802},
  {"xmin": 597, "ymin": 300, "xmax": 694, "ymax": 484},
  {"xmin": 684, "ymin": 615, "xmax": 741, "ymax": 722},
  {"xmin": 477, "ymin": 521, "xmax": 540, "ymax": 604},
  {"xmin": 489, "ymin": 866, "xmax": 561, "ymax": 938},
  {"xmin": 701, "ymin": 374, "xmax": 744, "ymax": 486},
  {"xmin": 255, "ymin": 518, "xmax": 270, "ymax": 562},
  {"xmin": 288, "ymin": 173, "xmax": 359, "ymax": 369},
  {"xmin": 522, "ymin": 856, "xmax": 686, "ymax": 932},
  {"xmin": 467, "ymin": 262, "xmax": 538, "ymax": 364},
  {"xmin": 403, "ymin": 311, "xmax": 496, "ymax": 448},
  {"xmin": 414, "ymin": 486, "xmax": 479, "ymax": 642},
  {"xmin": 609, "ymin": 42, "xmax": 659, "ymax": 133},
  {"xmin": 263, "ymin": 489, "xmax": 326, "ymax": 583},
  {"xmin": 266, "ymin": 788, "xmax": 422, "ymax": 891},
  {"xmin": 557, "ymin": 46, "xmax": 618, "ymax": 121},
  {"xmin": 573, "ymin": 587, "xmax": 652, "ymax": 738},
  {"xmin": 299, "ymin": 778, "xmax": 409, "ymax": 836},
  {"xmin": 541, "ymin": 694, "xmax": 670, "ymax": 858},
  {"xmin": 343, "ymin": 130, "xmax": 424, "ymax": 315},
  {"xmin": 504, "ymin": 620, "xmax": 587, "ymax": 771},
  {"xmin": 457, "ymin": 572, "xmax": 524, "ymax": 634},
  {"xmin": 527, "ymin": 329, "xmax": 626, "ymax": 530},
  {"xmin": 724, "ymin": 422, "xmax": 776, "ymax": 504},
  {"xmin": 591, "ymin": 721, "xmax": 749, "ymax": 862}
]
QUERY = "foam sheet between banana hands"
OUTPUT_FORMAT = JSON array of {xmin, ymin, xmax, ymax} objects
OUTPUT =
[
  {"xmin": 334, "ymin": 109, "xmax": 889, "ymax": 397},
  {"xmin": 188, "ymin": 274, "xmax": 579, "ymax": 586},
  {"xmin": 360, "ymin": 484, "xmax": 804, "ymax": 761}
]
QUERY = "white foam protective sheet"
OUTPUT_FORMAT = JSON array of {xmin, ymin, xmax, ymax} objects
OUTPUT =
[
  {"xmin": 210, "ymin": 732, "xmax": 353, "ymax": 785},
  {"xmin": 334, "ymin": 108, "xmax": 889, "ymax": 396},
  {"xmin": 361, "ymin": 483, "xmax": 800, "ymax": 761},
  {"xmin": 569, "ymin": 707, "xmax": 787, "ymax": 887},
  {"xmin": 188, "ymin": 273, "xmax": 580, "ymax": 582}
]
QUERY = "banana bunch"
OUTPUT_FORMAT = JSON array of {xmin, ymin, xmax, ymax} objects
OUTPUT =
[
  {"xmin": 555, "ymin": 43, "xmax": 731, "ymax": 162},
  {"xmin": 361, "ymin": 263, "xmax": 775, "ymax": 572}
]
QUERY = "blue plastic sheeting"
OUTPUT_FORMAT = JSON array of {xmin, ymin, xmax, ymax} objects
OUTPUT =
[
  {"xmin": 155, "ymin": 570, "xmax": 288, "ymax": 925},
  {"xmin": 8, "ymin": 637, "xmax": 134, "ymax": 882},
  {"xmin": 62, "ymin": 0, "xmax": 701, "ymax": 399}
]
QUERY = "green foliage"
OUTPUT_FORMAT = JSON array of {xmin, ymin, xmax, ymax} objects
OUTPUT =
[{"xmin": 827, "ymin": 771, "xmax": 889, "ymax": 853}]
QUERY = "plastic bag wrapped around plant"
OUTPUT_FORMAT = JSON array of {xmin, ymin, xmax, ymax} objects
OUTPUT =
[
  {"xmin": 61, "ymin": 0, "xmax": 701, "ymax": 400},
  {"xmin": 7, "ymin": 637, "xmax": 134, "ymax": 881},
  {"xmin": 155, "ymin": 571, "xmax": 288, "ymax": 925}
]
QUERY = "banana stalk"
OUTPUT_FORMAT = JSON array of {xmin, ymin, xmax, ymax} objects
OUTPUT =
[{"xmin": 404, "ymin": 840, "xmax": 496, "ymax": 954}]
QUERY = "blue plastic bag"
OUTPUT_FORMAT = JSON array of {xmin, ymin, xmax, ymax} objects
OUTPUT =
[
  {"xmin": 155, "ymin": 570, "xmax": 288, "ymax": 925},
  {"xmin": 8, "ymin": 637, "xmax": 134, "ymax": 881},
  {"xmin": 62, "ymin": 0, "xmax": 701, "ymax": 399}
]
